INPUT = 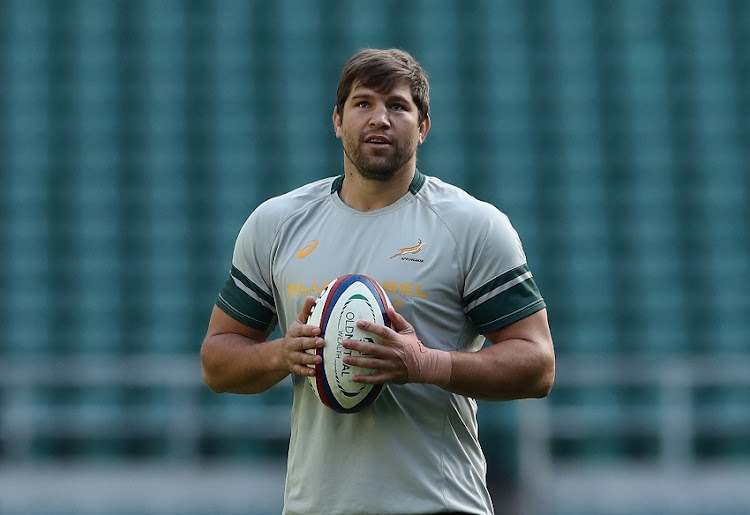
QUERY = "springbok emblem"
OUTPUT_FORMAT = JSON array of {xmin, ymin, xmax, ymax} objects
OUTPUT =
[{"xmin": 390, "ymin": 239, "xmax": 425, "ymax": 259}]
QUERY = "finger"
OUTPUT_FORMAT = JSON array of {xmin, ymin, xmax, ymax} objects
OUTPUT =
[
  {"xmin": 341, "ymin": 338, "xmax": 381, "ymax": 355},
  {"xmin": 295, "ymin": 336, "xmax": 325, "ymax": 352},
  {"xmin": 297, "ymin": 348, "xmax": 322, "ymax": 365},
  {"xmin": 289, "ymin": 347, "xmax": 322, "ymax": 376},
  {"xmin": 292, "ymin": 362, "xmax": 318, "ymax": 377},
  {"xmin": 297, "ymin": 295, "xmax": 318, "ymax": 324},
  {"xmin": 343, "ymin": 339, "xmax": 396, "ymax": 360},
  {"xmin": 355, "ymin": 319, "xmax": 397, "ymax": 341},
  {"xmin": 294, "ymin": 325, "xmax": 322, "ymax": 338},
  {"xmin": 349, "ymin": 373, "xmax": 383, "ymax": 384},
  {"xmin": 386, "ymin": 307, "xmax": 414, "ymax": 333},
  {"xmin": 342, "ymin": 353, "xmax": 383, "ymax": 370},
  {"xmin": 350, "ymin": 371, "xmax": 400, "ymax": 385}
]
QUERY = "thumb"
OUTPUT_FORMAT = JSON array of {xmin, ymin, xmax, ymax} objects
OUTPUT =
[
  {"xmin": 387, "ymin": 307, "xmax": 414, "ymax": 335},
  {"xmin": 298, "ymin": 296, "xmax": 317, "ymax": 324}
]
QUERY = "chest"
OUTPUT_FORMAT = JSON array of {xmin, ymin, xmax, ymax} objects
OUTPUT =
[{"xmin": 270, "ymin": 206, "xmax": 464, "ymax": 328}]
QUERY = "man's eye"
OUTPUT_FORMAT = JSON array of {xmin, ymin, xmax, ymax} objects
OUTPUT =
[
  {"xmin": 391, "ymin": 104, "xmax": 405, "ymax": 111},
  {"xmin": 357, "ymin": 101, "xmax": 369, "ymax": 108}
]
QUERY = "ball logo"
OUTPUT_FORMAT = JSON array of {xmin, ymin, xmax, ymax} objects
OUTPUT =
[{"xmin": 334, "ymin": 295, "xmax": 377, "ymax": 397}]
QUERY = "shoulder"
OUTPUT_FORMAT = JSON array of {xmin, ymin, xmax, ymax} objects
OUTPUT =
[
  {"xmin": 253, "ymin": 176, "xmax": 336, "ymax": 220},
  {"xmin": 233, "ymin": 176, "xmax": 336, "ymax": 246},
  {"xmin": 416, "ymin": 174, "xmax": 514, "ymax": 232},
  {"xmin": 242, "ymin": 176, "xmax": 334, "ymax": 227},
  {"xmin": 416, "ymin": 174, "xmax": 527, "ymax": 272}
]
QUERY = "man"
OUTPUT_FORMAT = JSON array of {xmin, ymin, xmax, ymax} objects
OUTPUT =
[{"xmin": 201, "ymin": 48, "xmax": 555, "ymax": 515}]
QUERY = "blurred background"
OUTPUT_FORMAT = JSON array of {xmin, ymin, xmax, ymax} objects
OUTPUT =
[{"xmin": 1, "ymin": 0, "xmax": 748, "ymax": 514}]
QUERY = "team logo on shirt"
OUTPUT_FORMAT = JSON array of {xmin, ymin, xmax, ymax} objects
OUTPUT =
[
  {"xmin": 390, "ymin": 239, "xmax": 425, "ymax": 261},
  {"xmin": 297, "ymin": 239, "xmax": 319, "ymax": 258}
]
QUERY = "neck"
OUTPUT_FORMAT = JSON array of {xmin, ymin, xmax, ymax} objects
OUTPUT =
[{"xmin": 338, "ymin": 162, "xmax": 416, "ymax": 212}]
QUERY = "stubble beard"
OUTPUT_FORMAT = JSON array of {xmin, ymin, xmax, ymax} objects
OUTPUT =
[{"xmin": 342, "ymin": 133, "xmax": 418, "ymax": 182}]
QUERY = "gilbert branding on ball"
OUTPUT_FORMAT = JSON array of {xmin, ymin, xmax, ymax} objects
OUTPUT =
[{"xmin": 306, "ymin": 274, "xmax": 393, "ymax": 413}]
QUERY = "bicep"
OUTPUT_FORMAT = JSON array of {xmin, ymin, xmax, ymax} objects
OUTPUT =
[
  {"xmin": 448, "ymin": 308, "xmax": 555, "ymax": 400},
  {"xmin": 483, "ymin": 308, "xmax": 553, "ymax": 352},
  {"xmin": 205, "ymin": 305, "xmax": 274, "ymax": 343}
]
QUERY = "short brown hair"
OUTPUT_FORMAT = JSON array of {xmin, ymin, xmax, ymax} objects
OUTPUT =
[{"xmin": 336, "ymin": 48, "xmax": 430, "ymax": 123}]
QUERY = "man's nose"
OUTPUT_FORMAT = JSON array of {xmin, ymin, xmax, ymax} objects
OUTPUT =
[{"xmin": 368, "ymin": 104, "xmax": 391, "ymax": 127}]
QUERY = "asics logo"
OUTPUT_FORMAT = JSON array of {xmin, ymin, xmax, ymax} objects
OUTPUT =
[
  {"xmin": 390, "ymin": 239, "xmax": 425, "ymax": 259},
  {"xmin": 297, "ymin": 239, "xmax": 319, "ymax": 259}
]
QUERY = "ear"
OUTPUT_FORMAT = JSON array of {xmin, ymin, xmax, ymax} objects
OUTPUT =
[
  {"xmin": 418, "ymin": 115, "xmax": 431, "ymax": 145},
  {"xmin": 332, "ymin": 106, "xmax": 342, "ymax": 139}
]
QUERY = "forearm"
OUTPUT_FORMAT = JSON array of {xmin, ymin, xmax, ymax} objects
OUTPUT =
[
  {"xmin": 200, "ymin": 333, "xmax": 289, "ymax": 394},
  {"xmin": 446, "ymin": 339, "xmax": 555, "ymax": 401}
]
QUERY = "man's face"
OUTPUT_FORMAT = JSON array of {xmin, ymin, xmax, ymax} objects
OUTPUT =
[{"xmin": 333, "ymin": 81, "xmax": 429, "ymax": 181}]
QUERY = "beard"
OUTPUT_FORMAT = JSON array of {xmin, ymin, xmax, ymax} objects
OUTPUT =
[{"xmin": 341, "ymin": 131, "xmax": 418, "ymax": 182}]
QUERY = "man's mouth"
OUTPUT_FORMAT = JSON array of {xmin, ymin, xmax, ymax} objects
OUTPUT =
[{"xmin": 364, "ymin": 135, "xmax": 391, "ymax": 145}]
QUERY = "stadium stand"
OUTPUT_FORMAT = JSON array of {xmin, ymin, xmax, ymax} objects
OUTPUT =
[{"xmin": 1, "ymin": 1, "xmax": 748, "ymax": 513}]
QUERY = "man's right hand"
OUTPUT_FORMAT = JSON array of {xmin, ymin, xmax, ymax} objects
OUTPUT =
[
  {"xmin": 201, "ymin": 296, "xmax": 324, "ymax": 394},
  {"xmin": 281, "ymin": 296, "xmax": 325, "ymax": 377}
]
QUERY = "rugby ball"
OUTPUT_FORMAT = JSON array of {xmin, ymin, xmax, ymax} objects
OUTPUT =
[{"xmin": 306, "ymin": 274, "xmax": 392, "ymax": 413}]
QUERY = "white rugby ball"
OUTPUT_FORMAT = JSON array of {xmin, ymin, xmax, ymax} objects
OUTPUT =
[{"xmin": 306, "ymin": 274, "xmax": 392, "ymax": 413}]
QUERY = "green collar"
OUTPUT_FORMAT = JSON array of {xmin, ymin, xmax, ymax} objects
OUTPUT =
[{"xmin": 330, "ymin": 169, "xmax": 426, "ymax": 194}]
